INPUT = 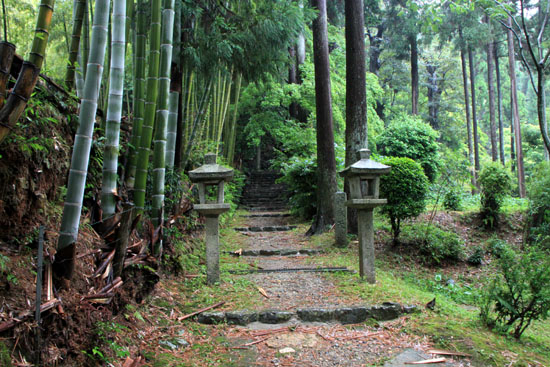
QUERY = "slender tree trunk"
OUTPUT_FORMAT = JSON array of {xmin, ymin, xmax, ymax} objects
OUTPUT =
[
  {"xmin": 507, "ymin": 17, "xmax": 526, "ymax": 197},
  {"xmin": 468, "ymin": 47, "xmax": 480, "ymax": 186},
  {"xmin": 0, "ymin": 41, "xmax": 15, "ymax": 109},
  {"xmin": 65, "ymin": 0, "xmax": 86, "ymax": 90},
  {"xmin": 460, "ymin": 44, "xmax": 476, "ymax": 190},
  {"xmin": 307, "ymin": 0, "xmax": 337, "ymax": 235},
  {"xmin": 494, "ymin": 43, "xmax": 505, "ymax": 165},
  {"xmin": 510, "ymin": 91, "xmax": 516, "ymax": 172},
  {"xmin": 56, "ymin": 0, "xmax": 110, "ymax": 284},
  {"xmin": 486, "ymin": 35, "xmax": 498, "ymax": 161},
  {"xmin": 0, "ymin": 0, "xmax": 55, "ymax": 143},
  {"xmin": 166, "ymin": 91, "xmax": 179, "ymax": 169},
  {"xmin": 82, "ymin": 3, "xmax": 89, "ymax": 78},
  {"xmin": 344, "ymin": 0, "xmax": 366, "ymax": 235},
  {"xmin": 426, "ymin": 63, "xmax": 439, "ymax": 130},
  {"xmin": 410, "ymin": 35, "xmax": 419, "ymax": 115},
  {"xmin": 133, "ymin": 0, "xmax": 162, "ymax": 212}
]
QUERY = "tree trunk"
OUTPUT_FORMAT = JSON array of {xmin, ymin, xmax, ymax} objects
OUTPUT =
[
  {"xmin": 0, "ymin": 41, "xmax": 15, "ymax": 109},
  {"xmin": 460, "ymin": 43, "xmax": 476, "ymax": 190},
  {"xmin": 426, "ymin": 63, "xmax": 439, "ymax": 130},
  {"xmin": 165, "ymin": 91, "xmax": 179, "ymax": 169},
  {"xmin": 101, "ymin": 0, "xmax": 127, "ymax": 217},
  {"xmin": 486, "ymin": 36, "xmax": 498, "ymax": 161},
  {"xmin": 56, "ymin": 0, "xmax": 110, "ymax": 283},
  {"xmin": 468, "ymin": 47, "xmax": 480, "ymax": 186},
  {"xmin": 344, "ymin": 0, "xmax": 366, "ymax": 236},
  {"xmin": 410, "ymin": 35, "xmax": 419, "ymax": 115},
  {"xmin": 507, "ymin": 17, "xmax": 526, "ymax": 197},
  {"xmin": 0, "ymin": 0, "xmax": 55, "ymax": 143},
  {"xmin": 494, "ymin": 43, "xmax": 505, "ymax": 165},
  {"xmin": 65, "ymin": 0, "xmax": 86, "ymax": 90},
  {"xmin": 307, "ymin": 0, "xmax": 337, "ymax": 235}
]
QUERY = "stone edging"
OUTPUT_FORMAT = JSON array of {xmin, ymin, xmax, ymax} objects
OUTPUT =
[
  {"xmin": 234, "ymin": 225, "xmax": 298, "ymax": 232},
  {"xmin": 225, "ymin": 249, "xmax": 322, "ymax": 257},
  {"xmin": 196, "ymin": 302, "xmax": 419, "ymax": 326}
]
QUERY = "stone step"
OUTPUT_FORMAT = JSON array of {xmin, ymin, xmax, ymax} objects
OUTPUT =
[
  {"xmin": 228, "ymin": 266, "xmax": 353, "ymax": 274},
  {"xmin": 197, "ymin": 303, "xmax": 419, "ymax": 326},
  {"xmin": 245, "ymin": 206, "xmax": 288, "ymax": 211},
  {"xmin": 233, "ymin": 225, "xmax": 297, "ymax": 232},
  {"xmin": 224, "ymin": 249, "xmax": 321, "ymax": 257},
  {"xmin": 240, "ymin": 213, "xmax": 291, "ymax": 218}
]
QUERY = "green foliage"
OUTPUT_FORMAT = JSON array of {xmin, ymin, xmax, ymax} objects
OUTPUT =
[
  {"xmin": 467, "ymin": 245, "xmax": 485, "ymax": 266},
  {"xmin": 443, "ymin": 188, "xmax": 462, "ymax": 211},
  {"xmin": 84, "ymin": 321, "xmax": 129, "ymax": 363},
  {"xmin": 485, "ymin": 237, "xmax": 510, "ymax": 258},
  {"xmin": 0, "ymin": 341, "xmax": 12, "ymax": 367},
  {"xmin": 377, "ymin": 115, "xmax": 440, "ymax": 181},
  {"xmin": 480, "ymin": 247, "xmax": 550, "ymax": 339},
  {"xmin": 407, "ymin": 273, "xmax": 480, "ymax": 305},
  {"xmin": 479, "ymin": 162, "xmax": 511, "ymax": 229},
  {"xmin": 277, "ymin": 155, "xmax": 317, "ymax": 219},
  {"xmin": 380, "ymin": 157, "xmax": 429, "ymax": 240},
  {"xmin": 400, "ymin": 223, "xmax": 464, "ymax": 265},
  {"xmin": 527, "ymin": 162, "xmax": 550, "ymax": 250}
]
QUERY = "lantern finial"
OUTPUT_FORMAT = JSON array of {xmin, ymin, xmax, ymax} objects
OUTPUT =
[
  {"xmin": 205, "ymin": 153, "xmax": 217, "ymax": 165},
  {"xmin": 358, "ymin": 149, "xmax": 371, "ymax": 160}
]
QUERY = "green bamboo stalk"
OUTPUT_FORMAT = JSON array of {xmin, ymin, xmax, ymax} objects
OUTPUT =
[
  {"xmin": 166, "ymin": 91, "xmax": 179, "ymax": 169},
  {"xmin": 216, "ymin": 72, "xmax": 232, "ymax": 155},
  {"xmin": 227, "ymin": 73, "xmax": 242, "ymax": 164},
  {"xmin": 75, "ymin": 48, "xmax": 84, "ymax": 97},
  {"xmin": 0, "ymin": 0, "xmax": 55, "ymax": 143},
  {"xmin": 183, "ymin": 71, "xmax": 194, "ymax": 147},
  {"xmin": 151, "ymin": 0, "xmax": 175, "ymax": 228},
  {"xmin": 124, "ymin": 0, "xmax": 146, "ymax": 187},
  {"xmin": 65, "ymin": 0, "xmax": 86, "ymax": 90},
  {"xmin": 57, "ymin": 0, "xmax": 110, "ymax": 281},
  {"xmin": 81, "ymin": 2, "xmax": 89, "ymax": 79},
  {"xmin": 101, "ymin": 0, "xmax": 126, "ymax": 217},
  {"xmin": 133, "ymin": 0, "xmax": 162, "ymax": 212}
]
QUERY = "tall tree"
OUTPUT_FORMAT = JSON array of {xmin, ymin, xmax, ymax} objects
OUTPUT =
[
  {"xmin": 308, "ymin": 0, "xmax": 337, "ymax": 235},
  {"xmin": 506, "ymin": 16, "xmax": 526, "ymax": 197},
  {"xmin": 468, "ymin": 47, "xmax": 480, "ymax": 187},
  {"xmin": 56, "ymin": 0, "xmax": 110, "ymax": 283},
  {"xmin": 494, "ymin": 43, "xmax": 505, "ymax": 165},
  {"xmin": 486, "ymin": 16, "xmax": 498, "ymax": 162},
  {"xmin": 0, "ymin": 0, "xmax": 55, "ymax": 143},
  {"xmin": 345, "ymin": 0, "xmax": 367, "ymax": 234},
  {"xmin": 459, "ymin": 29, "xmax": 476, "ymax": 190},
  {"xmin": 65, "ymin": 0, "xmax": 86, "ymax": 90}
]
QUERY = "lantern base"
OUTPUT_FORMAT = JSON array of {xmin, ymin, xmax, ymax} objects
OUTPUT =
[
  {"xmin": 345, "ymin": 198, "xmax": 387, "ymax": 209},
  {"xmin": 194, "ymin": 203, "xmax": 231, "ymax": 216}
]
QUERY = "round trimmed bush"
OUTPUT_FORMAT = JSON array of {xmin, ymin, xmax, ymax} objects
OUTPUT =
[
  {"xmin": 527, "ymin": 162, "xmax": 550, "ymax": 250},
  {"xmin": 380, "ymin": 157, "xmax": 429, "ymax": 241},
  {"xmin": 479, "ymin": 162, "xmax": 511, "ymax": 229}
]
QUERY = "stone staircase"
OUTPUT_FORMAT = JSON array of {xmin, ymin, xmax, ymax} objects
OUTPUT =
[{"xmin": 240, "ymin": 171, "xmax": 288, "ymax": 212}]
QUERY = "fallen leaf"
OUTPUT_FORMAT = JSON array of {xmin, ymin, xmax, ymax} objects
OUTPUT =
[
  {"xmin": 258, "ymin": 287, "xmax": 269, "ymax": 298},
  {"xmin": 405, "ymin": 357, "xmax": 447, "ymax": 364}
]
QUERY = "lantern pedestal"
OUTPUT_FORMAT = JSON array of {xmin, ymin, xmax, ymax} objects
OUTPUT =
[
  {"xmin": 189, "ymin": 153, "xmax": 234, "ymax": 285},
  {"xmin": 340, "ymin": 149, "xmax": 390, "ymax": 284}
]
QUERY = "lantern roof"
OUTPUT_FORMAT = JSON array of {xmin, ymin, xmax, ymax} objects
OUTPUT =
[
  {"xmin": 189, "ymin": 153, "xmax": 234, "ymax": 182},
  {"xmin": 340, "ymin": 149, "xmax": 391, "ymax": 177}
]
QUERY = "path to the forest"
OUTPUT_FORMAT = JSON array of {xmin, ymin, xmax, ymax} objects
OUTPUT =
[{"xmin": 197, "ymin": 172, "xmax": 472, "ymax": 367}]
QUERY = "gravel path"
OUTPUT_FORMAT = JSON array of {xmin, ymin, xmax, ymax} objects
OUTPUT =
[{"xmin": 219, "ymin": 211, "xmax": 472, "ymax": 367}]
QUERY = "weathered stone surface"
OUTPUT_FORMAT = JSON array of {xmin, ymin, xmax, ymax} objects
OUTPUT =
[
  {"xmin": 225, "ymin": 310, "xmax": 258, "ymax": 326},
  {"xmin": 197, "ymin": 311, "xmax": 226, "ymax": 324},
  {"xmin": 259, "ymin": 249, "xmax": 278, "ymax": 256},
  {"xmin": 370, "ymin": 302, "xmax": 402, "ymax": 321},
  {"xmin": 335, "ymin": 191, "xmax": 348, "ymax": 247},
  {"xmin": 296, "ymin": 308, "xmax": 335, "ymax": 322},
  {"xmin": 259, "ymin": 310, "xmax": 294, "ymax": 324},
  {"xmin": 333, "ymin": 307, "xmax": 370, "ymax": 324},
  {"xmin": 402, "ymin": 305, "xmax": 420, "ymax": 314}
]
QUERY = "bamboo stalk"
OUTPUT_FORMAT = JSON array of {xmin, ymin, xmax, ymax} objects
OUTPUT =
[
  {"xmin": 101, "ymin": 0, "xmax": 126, "ymax": 216},
  {"xmin": 165, "ymin": 91, "xmax": 179, "ymax": 169},
  {"xmin": 65, "ymin": 0, "xmax": 86, "ymax": 89}
]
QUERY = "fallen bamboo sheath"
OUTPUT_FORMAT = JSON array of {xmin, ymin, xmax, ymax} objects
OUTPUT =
[
  {"xmin": 92, "ymin": 249, "xmax": 115, "ymax": 278},
  {"xmin": 0, "ymin": 299, "xmax": 61, "ymax": 332},
  {"xmin": 405, "ymin": 357, "xmax": 447, "ymax": 365},
  {"xmin": 427, "ymin": 349, "xmax": 472, "ymax": 357},
  {"xmin": 97, "ymin": 276, "xmax": 123, "ymax": 294},
  {"xmin": 82, "ymin": 292, "xmax": 115, "ymax": 300},
  {"xmin": 232, "ymin": 336, "xmax": 270, "ymax": 349},
  {"xmin": 177, "ymin": 301, "xmax": 225, "ymax": 321}
]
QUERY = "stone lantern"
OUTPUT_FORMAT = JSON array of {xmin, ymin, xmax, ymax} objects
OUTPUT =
[
  {"xmin": 189, "ymin": 153, "xmax": 234, "ymax": 284},
  {"xmin": 340, "ymin": 149, "xmax": 390, "ymax": 283}
]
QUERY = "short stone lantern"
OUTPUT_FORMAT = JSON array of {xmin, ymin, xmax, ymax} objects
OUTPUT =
[
  {"xmin": 340, "ymin": 149, "xmax": 390, "ymax": 283},
  {"xmin": 189, "ymin": 153, "xmax": 234, "ymax": 285}
]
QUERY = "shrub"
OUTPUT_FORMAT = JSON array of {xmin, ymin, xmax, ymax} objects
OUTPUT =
[
  {"xmin": 377, "ymin": 114, "xmax": 440, "ymax": 181},
  {"xmin": 479, "ymin": 247, "xmax": 550, "ymax": 339},
  {"xmin": 443, "ymin": 188, "xmax": 461, "ymax": 211},
  {"xmin": 485, "ymin": 237, "xmax": 510, "ymax": 258},
  {"xmin": 400, "ymin": 223, "xmax": 464, "ymax": 265},
  {"xmin": 380, "ymin": 157, "xmax": 429, "ymax": 241},
  {"xmin": 527, "ymin": 162, "xmax": 550, "ymax": 250},
  {"xmin": 467, "ymin": 245, "xmax": 485, "ymax": 266},
  {"xmin": 479, "ymin": 162, "xmax": 511, "ymax": 229},
  {"xmin": 277, "ymin": 155, "xmax": 317, "ymax": 219}
]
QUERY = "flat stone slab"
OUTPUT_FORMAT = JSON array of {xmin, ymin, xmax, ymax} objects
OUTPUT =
[
  {"xmin": 225, "ymin": 249, "xmax": 322, "ymax": 257},
  {"xmin": 228, "ymin": 267, "xmax": 354, "ymax": 274},
  {"xmin": 234, "ymin": 225, "xmax": 297, "ymax": 232},
  {"xmin": 241, "ymin": 213, "xmax": 291, "ymax": 218},
  {"xmin": 196, "ymin": 304, "xmax": 416, "ymax": 326},
  {"xmin": 383, "ymin": 348, "xmax": 457, "ymax": 366}
]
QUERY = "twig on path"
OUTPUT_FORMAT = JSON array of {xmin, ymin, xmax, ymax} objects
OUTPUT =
[
  {"xmin": 405, "ymin": 357, "xmax": 447, "ymax": 364},
  {"xmin": 177, "ymin": 301, "xmax": 225, "ymax": 321},
  {"xmin": 232, "ymin": 336, "xmax": 270, "ymax": 349}
]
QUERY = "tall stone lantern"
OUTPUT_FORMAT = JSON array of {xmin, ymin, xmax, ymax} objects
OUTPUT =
[
  {"xmin": 340, "ymin": 149, "xmax": 390, "ymax": 283},
  {"xmin": 189, "ymin": 153, "xmax": 234, "ymax": 285}
]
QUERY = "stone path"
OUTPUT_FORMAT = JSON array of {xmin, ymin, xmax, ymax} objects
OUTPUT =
[{"xmin": 197, "ymin": 210, "xmax": 473, "ymax": 367}]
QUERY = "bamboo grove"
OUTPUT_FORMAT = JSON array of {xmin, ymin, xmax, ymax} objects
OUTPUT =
[{"xmin": 0, "ymin": 0, "xmax": 308, "ymax": 284}]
